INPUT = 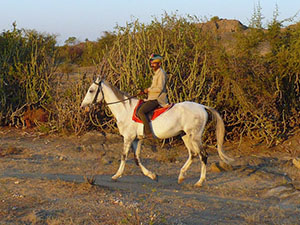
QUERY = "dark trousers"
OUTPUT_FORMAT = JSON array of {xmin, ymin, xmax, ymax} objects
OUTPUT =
[{"xmin": 137, "ymin": 100, "xmax": 159, "ymax": 135}]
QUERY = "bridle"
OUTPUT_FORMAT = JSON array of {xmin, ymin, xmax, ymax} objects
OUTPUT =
[
  {"xmin": 93, "ymin": 80, "xmax": 142, "ymax": 105},
  {"xmin": 92, "ymin": 81, "xmax": 102, "ymax": 104}
]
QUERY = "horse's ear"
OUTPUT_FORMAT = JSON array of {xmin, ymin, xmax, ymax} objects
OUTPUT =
[
  {"xmin": 96, "ymin": 74, "xmax": 105, "ymax": 79},
  {"xmin": 97, "ymin": 75, "xmax": 103, "ymax": 81},
  {"xmin": 101, "ymin": 74, "xmax": 106, "ymax": 80}
]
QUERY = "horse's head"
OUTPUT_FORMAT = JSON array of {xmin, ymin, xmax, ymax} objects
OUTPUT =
[{"xmin": 81, "ymin": 76, "xmax": 104, "ymax": 111}]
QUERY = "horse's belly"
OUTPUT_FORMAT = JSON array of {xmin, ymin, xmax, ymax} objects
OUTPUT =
[{"xmin": 137, "ymin": 118, "xmax": 182, "ymax": 139}]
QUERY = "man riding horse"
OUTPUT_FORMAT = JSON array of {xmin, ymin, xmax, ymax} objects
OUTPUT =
[
  {"xmin": 81, "ymin": 61, "xmax": 234, "ymax": 186},
  {"xmin": 137, "ymin": 54, "xmax": 168, "ymax": 140}
]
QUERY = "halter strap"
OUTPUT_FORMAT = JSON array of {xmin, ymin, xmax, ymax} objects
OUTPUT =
[
  {"xmin": 92, "ymin": 81, "xmax": 102, "ymax": 104},
  {"xmin": 105, "ymin": 95, "xmax": 140, "ymax": 105},
  {"xmin": 93, "ymin": 80, "xmax": 142, "ymax": 105}
]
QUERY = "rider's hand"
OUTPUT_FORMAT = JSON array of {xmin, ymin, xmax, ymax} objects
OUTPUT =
[{"xmin": 143, "ymin": 88, "xmax": 149, "ymax": 94}]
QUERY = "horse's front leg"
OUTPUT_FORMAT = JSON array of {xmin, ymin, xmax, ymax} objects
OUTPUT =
[
  {"xmin": 112, "ymin": 139, "xmax": 132, "ymax": 181},
  {"xmin": 133, "ymin": 139, "xmax": 158, "ymax": 181}
]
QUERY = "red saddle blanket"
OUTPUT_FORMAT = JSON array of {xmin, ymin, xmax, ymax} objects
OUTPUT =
[{"xmin": 132, "ymin": 100, "xmax": 174, "ymax": 123}]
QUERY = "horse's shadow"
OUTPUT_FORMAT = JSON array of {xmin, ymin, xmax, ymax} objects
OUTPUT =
[{"xmin": 207, "ymin": 156, "xmax": 292, "ymax": 187}]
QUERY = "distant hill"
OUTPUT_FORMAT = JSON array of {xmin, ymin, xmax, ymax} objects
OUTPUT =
[
  {"xmin": 198, "ymin": 18, "xmax": 271, "ymax": 55},
  {"xmin": 197, "ymin": 18, "xmax": 299, "ymax": 56},
  {"xmin": 197, "ymin": 18, "xmax": 248, "ymax": 34}
]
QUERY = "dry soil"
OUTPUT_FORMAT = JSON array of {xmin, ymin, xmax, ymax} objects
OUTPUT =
[{"xmin": 0, "ymin": 128, "xmax": 300, "ymax": 224}]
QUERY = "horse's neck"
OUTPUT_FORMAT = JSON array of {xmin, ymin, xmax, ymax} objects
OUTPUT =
[{"xmin": 102, "ymin": 83, "xmax": 136, "ymax": 122}]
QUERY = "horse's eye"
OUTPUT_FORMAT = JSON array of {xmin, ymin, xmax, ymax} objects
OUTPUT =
[{"xmin": 89, "ymin": 89, "xmax": 94, "ymax": 93}]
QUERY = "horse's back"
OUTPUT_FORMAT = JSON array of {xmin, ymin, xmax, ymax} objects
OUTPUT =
[
  {"xmin": 175, "ymin": 101, "xmax": 207, "ymax": 114},
  {"xmin": 153, "ymin": 101, "xmax": 207, "ymax": 123}
]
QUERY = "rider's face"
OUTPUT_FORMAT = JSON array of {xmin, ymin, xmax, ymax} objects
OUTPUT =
[{"xmin": 150, "ymin": 62, "xmax": 161, "ymax": 71}]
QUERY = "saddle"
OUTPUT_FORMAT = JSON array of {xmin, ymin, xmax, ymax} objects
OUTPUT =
[{"xmin": 132, "ymin": 100, "xmax": 174, "ymax": 123}]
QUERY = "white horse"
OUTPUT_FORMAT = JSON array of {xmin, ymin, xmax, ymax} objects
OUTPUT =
[{"xmin": 81, "ymin": 77, "xmax": 234, "ymax": 187}]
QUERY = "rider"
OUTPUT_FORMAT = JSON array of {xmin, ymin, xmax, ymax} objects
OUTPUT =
[{"xmin": 137, "ymin": 53, "xmax": 168, "ymax": 139}]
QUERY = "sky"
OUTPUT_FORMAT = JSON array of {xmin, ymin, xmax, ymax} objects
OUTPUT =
[{"xmin": 1, "ymin": 0, "xmax": 299, "ymax": 45}]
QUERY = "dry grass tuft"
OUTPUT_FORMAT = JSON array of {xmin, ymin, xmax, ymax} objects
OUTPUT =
[
  {"xmin": 0, "ymin": 146, "xmax": 23, "ymax": 157},
  {"xmin": 84, "ymin": 175, "xmax": 96, "ymax": 186}
]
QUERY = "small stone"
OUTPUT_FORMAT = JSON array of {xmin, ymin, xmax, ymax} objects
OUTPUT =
[
  {"xmin": 210, "ymin": 161, "xmax": 233, "ymax": 173},
  {"xmin": 219, "ymin": 161, "xmax": 233, "ymax": 171},
  {"xmin": 59, "ymin": 155, "xmax": 67, "ymax": 161},
  {"xmin": 292, "ymin": 158, "xmax": 300, "ymax": 169},
  {"xmin": 101, "ymin": 156, "xmax": 112, "ymax": 165},
  {"xmin": 210, "ymin": 162, "xmax": 223, "ymax": 173},
  {"xmin": 76, "ymin": 146, "xmax": 83, "ymax": 152}
]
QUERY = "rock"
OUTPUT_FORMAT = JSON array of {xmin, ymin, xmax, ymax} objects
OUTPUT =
[
  {"xmin": 81, "ymin": 131, "xmax": 105, "ymax": 145},
  {"xmin": 25, "ymin": 209, "xmax": 59, "ymax": 224},
  {"xmin": 101, "ymin": 155, "xmax": 112, "ymax": 165},
  {"xmin": 59, "ymin": 155, "xmax": 67, "ymax": 161},
  {"xmin": 210, "ymin": 162, "xmax": 222, "ymax": 173},
  {"xmin": 75, "ymin": 146, "xmax": 83, "ymax": 152},
  {"xmin": 210, "ymin": 161, "xmax": 233, "ymax": 173},
  {"xmin": 219, "ymin": 161, "xmax": 233, "ymax": 171},
  {"xmin": 198, "ymin": 19, "xmax": 248, "ymax": 34},
  {"xmin": 292, "ymin": 158, "xmax": 300, "ymax": 169},
  {"xmin": 262, "ymin": 184, "xmax": 300, "ymax": 204}
]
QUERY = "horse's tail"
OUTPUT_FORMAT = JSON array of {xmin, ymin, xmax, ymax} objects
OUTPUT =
[{"xmin": 204, "ymin": 106, "xmax": 234, "ymax": 164}]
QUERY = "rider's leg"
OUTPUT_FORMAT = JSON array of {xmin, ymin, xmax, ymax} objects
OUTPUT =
[{"xmin": 137, "ymin": 100, "xmax": 159, "ymax": 138}]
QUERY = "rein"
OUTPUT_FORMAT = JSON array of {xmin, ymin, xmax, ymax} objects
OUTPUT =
[{"xmin": 94, "ymin": 81, "xmax": 143, "ymax": 105}]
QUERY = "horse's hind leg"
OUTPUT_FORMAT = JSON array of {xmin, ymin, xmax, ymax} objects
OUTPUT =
[
  {"xmin": 133, "ymin": 139, "xmax": 157, "ymax": 181},
  {"xmin": 112, "ymin": 139, "xmax": 132, "ymax": 180},
  {"xmin": 191, "ymin": 140, "xmax": 208, "ymax": 187},
  {"xmin": 178, "ymin": 134, "xmax": 195, "ymax": 184}
]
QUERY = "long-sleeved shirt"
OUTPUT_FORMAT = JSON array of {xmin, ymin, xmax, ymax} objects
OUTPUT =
[{"xmin": 147, "ymin": 67, "xmax": 168, "ymax": 106}]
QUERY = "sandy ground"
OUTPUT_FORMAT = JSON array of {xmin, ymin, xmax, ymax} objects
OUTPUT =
[{"xmin": 0, "ymin": 127, "xmax": 300, "ymax": 225}]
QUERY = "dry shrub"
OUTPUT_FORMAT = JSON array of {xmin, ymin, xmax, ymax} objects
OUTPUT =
[
  {"xmin": 22, "ymin": 107, "xmax": 49, "ymax": 128},
  {"xmin": 0, "ymin": 146, "xmax": 23, "ymax": 157},
  {"xmin": 94, "ymin": 13, "xmax": 299, "ymax": 146},
  {"xmin": 0, "ymin": 24, "xmax": 57, "ymax": 126},
  {"xmin": 1, "ymin": 12, "xmax": 299, "ymax": 146}
]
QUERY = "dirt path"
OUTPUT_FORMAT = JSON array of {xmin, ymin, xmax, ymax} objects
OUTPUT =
[{"xmin": 1, "ymin": 128, "xmax": 300, "ymax": 224}]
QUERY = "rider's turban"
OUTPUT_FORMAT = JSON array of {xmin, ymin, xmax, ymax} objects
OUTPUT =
[{"xmin": 149, "ymin": 54, "xmax": 162, "ymax": 63}]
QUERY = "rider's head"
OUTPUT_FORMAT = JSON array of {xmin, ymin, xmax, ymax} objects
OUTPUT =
[{"xmin": 149, "ymin": 54, "xmax": 162, "ymax": 71}]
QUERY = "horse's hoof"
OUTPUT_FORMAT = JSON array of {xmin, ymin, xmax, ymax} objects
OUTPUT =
[
  {"xmin": 150, "ymin": 174, "xmax": 158, "ymax": 182},
  {"xmin": 194, "ymin": 181, "xmax": 204, "ymax": 187},
  {"xmin": 111, "ymin": 175, "xmax": 119, "ymax": 181},
  {"xmin": 178, "ymin": 177, "xmax": 184, "ymax": 184}
]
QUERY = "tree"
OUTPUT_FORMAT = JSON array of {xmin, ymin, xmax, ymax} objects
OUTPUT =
[{"xmin": 64, "ymin": 36, "xmax": 78, "ymax": 46}]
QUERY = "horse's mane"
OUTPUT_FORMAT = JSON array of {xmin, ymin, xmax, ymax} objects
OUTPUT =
[{"xmin": 103, "ymin": 80, "xmax": 133, "ymax": 105}]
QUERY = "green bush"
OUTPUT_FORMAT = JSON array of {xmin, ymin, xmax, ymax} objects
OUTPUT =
[
  {"xmin": 0, "ymin": 23, "xmax": 57, "ymax": 126},
  {"xmin": 1, "ymin": 11, "xmax": 299, "ymax": 147},
  {"xmin": 91, "ymin": 13, "xmax": 299, "ymax": 146}
]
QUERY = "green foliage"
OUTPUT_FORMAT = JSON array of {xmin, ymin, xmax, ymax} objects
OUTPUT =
[
  {"xmin": 210, "ymin": 16, "xmax": 220, "ymax": 22},
  {"xmin": 250, "ymin": 2, "xmax": 265, "ymax": 29},
  {"xmin": 64, "ymin": 36, "xmax": 78, "ymax": 46},
  {"xmin": 92, "ymin": 12, "xmax": 299, "ymax": 146},
  {"xmin": 56, "ymin": 31, "xmax": 116, "ymax": 68},
  {"xmin": 0, "ymin": 23, "xmax": 57, "ymax": 125},
  {"xmin": 1, "ymin": 10, "xmax": 299, "ymax": 146},
  {"xmin": 81, "ymin": 31, "xmax": 116, "ymax": 66}
]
